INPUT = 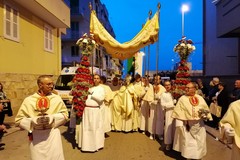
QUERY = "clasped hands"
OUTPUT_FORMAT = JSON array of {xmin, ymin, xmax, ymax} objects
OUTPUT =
[
  {"xmin": 32, "ymin": 115, "xmax": 54, "ymax": 130},
  {"xmin": 226, "ymin": 128, "xmax": 235, "ymax": 137},
  {"xmin": 224, "ymin": 128, "xmax": 235, "ymax": 144}
]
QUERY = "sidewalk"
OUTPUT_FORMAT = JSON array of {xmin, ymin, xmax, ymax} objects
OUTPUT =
[
  {"xmin": 3, "ymin": 115, "xmax": 20, "ymax": 137},
  {"xmin": 205, "ymin": 125, "xmax": 232, "ymax": 149}
]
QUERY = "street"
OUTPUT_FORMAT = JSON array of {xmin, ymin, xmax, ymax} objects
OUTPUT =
[{"xmin": 0, "ymin": 122, "xmax": 232, "ymax": 160}]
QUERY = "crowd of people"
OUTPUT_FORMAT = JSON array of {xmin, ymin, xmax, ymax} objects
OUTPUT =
[
  {"xmin": 0, "ymin": 74, "xmax": 239, "ymax": 159},
  {"xmin": 66, "ymin": 74, "xmax": 240, "ymax": 159}
]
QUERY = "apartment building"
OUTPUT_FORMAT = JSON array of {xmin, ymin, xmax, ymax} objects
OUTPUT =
[
  {"xmin": 0, "ymin": 0, "xmax": 70, "ymax": 112},
  {"xmin": 62, "ymin": 0, "xmax": 122, "ymax": 78}
]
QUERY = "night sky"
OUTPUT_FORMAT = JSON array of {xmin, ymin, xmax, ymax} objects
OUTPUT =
[{"xmin": 101, "ymin": 0, "xmax": 203, "ymax": 75}]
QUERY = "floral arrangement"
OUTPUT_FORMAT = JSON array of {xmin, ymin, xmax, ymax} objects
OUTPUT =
[
  {"xmin": 173, "ymin": 36, "xmax": 196, "ymax": 61},
  {"xmin": 71, "ymin": 33, "xmax": 96, "ymax": 124},
  {"xmin": 76, "ymin": 33, "xmax": 96, "ymax": 55},
  {"xmin": 198, "ymin": 109, "xmax": 210, "ymax": 121}
]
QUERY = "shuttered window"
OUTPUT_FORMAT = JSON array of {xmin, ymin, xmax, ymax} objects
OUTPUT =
[
  {"xmin": 44, "ymin": 25, "xmax": 54, "ymax": 52},
  {"xmin": 4, "ymin": 3, "xmax": 19, "ymax": 41}
]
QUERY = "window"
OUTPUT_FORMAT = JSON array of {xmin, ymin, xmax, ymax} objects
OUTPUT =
[
  {"xmin": 71, "ymin": 46, "xmax": 79, "ymax": 57},
  {"xmin": 44, "ymin": 25, "xmax": 53, "ymax": 52},
  {"xmin": 95, "ymin": 49, "xmax": 102, "ymax": 67},
  {"xmin": 70, "ymin": 21, "xmax": 79, "ymax": 39},
  {"xmin": 3, "ymin": 3, "xmax": 19, "ymax": 41}
]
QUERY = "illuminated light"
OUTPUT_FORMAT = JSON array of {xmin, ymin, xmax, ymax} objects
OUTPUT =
[{"xmin": 181, "ymin": 4, "xmax": 189, "ymax": 12}]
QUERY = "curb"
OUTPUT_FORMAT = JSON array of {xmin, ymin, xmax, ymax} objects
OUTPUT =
[
  {"xmin": 4, "ymin": 127, "xmax": 20, "ymax": 137},
  {"xmin": 205, "ymin": 125, "xmax": 232, "ymax": 149},
  {"xmin": 3, "ymin": 121, "xmax": 20, "ymax": 137}
]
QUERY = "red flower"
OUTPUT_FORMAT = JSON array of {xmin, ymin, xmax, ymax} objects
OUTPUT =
[
  {"xmin": 85, "ymin": 61, "xmax": 90, "ymax": 67},
  {"xmin": 73, "ymin": 97, "xmax": 78, "ymax": 103},
  {"xmin": 187, "ymin": 39, "xmax": 193, "ymax": 44},
  {"xmin": 82, "ymin": 56, "xmax": 89, "ymax": 61},
  {"xmin": 77, "ymin": 111, "xmax": 83, "ymax": 117},
  {"xmin": 77, "ymin": 92, "xmax": 82, "ymax": 97}
]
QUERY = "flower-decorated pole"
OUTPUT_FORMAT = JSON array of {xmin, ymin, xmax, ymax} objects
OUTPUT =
[
  {"xmin": 172, "ymin": 36, "xmax": 196, "ymax": 100},
  {"xmin": 71, "ymin": 33, "xmax": 96, "ymax": 124}
]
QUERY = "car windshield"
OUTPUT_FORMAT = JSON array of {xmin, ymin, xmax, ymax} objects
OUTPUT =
[{"xmin": 55, "ymin": 75, "xmax": 74, "ymax": 90}]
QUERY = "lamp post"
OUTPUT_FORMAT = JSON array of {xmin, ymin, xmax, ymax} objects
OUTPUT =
[{"xmin": 181, "ymin": 4, "xmax": 189, "ymax": 37}]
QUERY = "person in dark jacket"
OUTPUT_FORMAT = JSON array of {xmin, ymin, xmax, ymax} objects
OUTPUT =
[
  {"xmin": 0, "ymin": 82, "xmax": 11, "ymax": 149},
  {"xmin": 217, "ymin": 82, "xmax": 230, "ymax": 118},
  {"xmin": 212, "ymin": 82, "xmax": 230, "ymax": 130}
]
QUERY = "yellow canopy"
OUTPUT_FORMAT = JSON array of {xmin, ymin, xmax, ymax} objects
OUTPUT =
[{"xmin": 90, "ymin": 10, "xmax": 159, "ymax": 60}]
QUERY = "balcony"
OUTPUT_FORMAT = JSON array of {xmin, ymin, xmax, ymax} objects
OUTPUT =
[{"xmin": 13, "ymin": 0, "xmax": 70, "ymax": 28}]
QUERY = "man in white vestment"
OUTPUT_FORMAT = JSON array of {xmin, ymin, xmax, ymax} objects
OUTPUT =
[
  {"xmin": 149, "ymin": 75, "xmax": 166, "ymax": 140},
  {"xmin": 161, "ymin": 80, "xmax": 176, "ymax": 150},
  {"xmin": 100, "ymin": 75, "xmax": 113, "ymax": 133},
  {"xmin": 132, "ymin": 74, "xmax": 145, "ymax": 131},
  {"xmin": 110, "ymin": 75, "xmax": 137, "ymax": 132},
  {"xmin": 139, "ymin": 76, "xmax": 154, "ymax": 134},
  {"xmin": 80, "ymin": 74, "xmax": 105, "ymax": 152},
  {"xmin": 108, "ymin": 77, "xmax": 121, "ymax": 130},
  {"xmin": 119, "ymin": 75, "xmax": 136, "ymax": 132},
  {"xmin": 172, "ymin": 82, "xmax": 212, "ymax": 160},
  {"xmin": 219, "ymin": 100, "xmax": 240, "ymax": 160},
  {"xmin": 15, "ymin": 75, "xmax": 69, "ymax": 160},
  {"xmin": 109, "ymin": 77, "xmax": 121, "ymax": 93}
]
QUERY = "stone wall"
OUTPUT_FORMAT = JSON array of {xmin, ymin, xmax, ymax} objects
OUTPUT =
[{"xmin": 0, "ymin": 73, "xmax": 58, "ymax": 118}]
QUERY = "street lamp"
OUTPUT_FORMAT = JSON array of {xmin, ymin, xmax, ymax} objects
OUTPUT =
[{"xmin": 181, "ymin": 4, "xmax": 189, "ymax": 37}]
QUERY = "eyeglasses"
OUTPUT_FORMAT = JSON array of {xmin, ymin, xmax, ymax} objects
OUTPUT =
[
  {"xmin": 186, "ymin": 87, "xmax": 195, "ymax": 89},
  {"xmin": 185, "ymin": 87, "xmax": 195, "ymax": 89}
]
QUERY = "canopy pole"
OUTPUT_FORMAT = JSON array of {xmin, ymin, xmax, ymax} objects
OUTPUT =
[
  {"xmin": 98, "ymin": 49, "xmax": 100, "ymax": 75},
  {"xmin": 147, "ymin": 45, "xmax": 150, "ymax": 77},
  {"xmin": 143, "ymin": 47, "xmax": 146, "ymax": 76},
  {"xmin": 156, "ymin": 3, "xmax": 161, "ymax": 75},
  {"xmin": 91, "ymin": 49, "xmax": 94, "ymax": 76},
  {"xmin": 89, "ymin": 2, "xmax": 94, "ymax": 76},
  {"xmin": 147, "ymin": 10, "xmax": 152, "ymax": 77},
  {"xmin": 100, "ymin": 47, "xmax": 104, "ymax": 76},
  {"xmin": 142, "ymin": 23, "xmax": 146, "ymax": 77}
]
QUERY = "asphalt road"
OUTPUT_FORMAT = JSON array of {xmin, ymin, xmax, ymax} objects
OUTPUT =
[{"xmin": 0, "ymin": 123, "xmax": 232, "ymax": 160}]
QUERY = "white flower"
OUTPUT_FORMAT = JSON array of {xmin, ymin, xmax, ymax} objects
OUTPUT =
[
  {"xmin": 82, "ymin": 33, "xmax": 87, "ymax": 37},
  {"xmin": 76, "ymin": 38, "xmax": 83, "ymax": 45},
  {"xmin": 180, "ymin": 43, "xmax": 185, "ymax": 47},
  {"xmin": 83, "ymin": 39, "xmax": 88, "ymax": 43}
]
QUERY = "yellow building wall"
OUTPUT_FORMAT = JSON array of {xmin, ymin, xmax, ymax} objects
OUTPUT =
[
  {"xmin": 0, "ymin": 0, "xmax": 62, "ymax": 75},
  {"xmin": 0, "ymin": 0, "xmax": 68, "ymax": 117}
]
